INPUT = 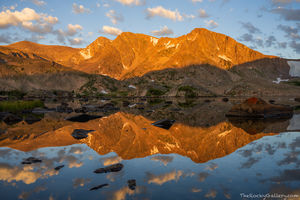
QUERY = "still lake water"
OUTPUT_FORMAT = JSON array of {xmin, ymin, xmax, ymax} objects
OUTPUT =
[{"xmin": 0, "ymin": 98, "xmax": 299, "ymax": 200}]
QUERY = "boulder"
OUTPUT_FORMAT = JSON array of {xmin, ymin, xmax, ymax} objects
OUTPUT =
[
  {"xmin": 22, "ymin": 157, "xmax": 42, "ymax": 164},
  {"xmin": 226, "ymin": 97, "xmax": 293, "ymax": 119},
  {"xmin": 66, "ymin": 114, "xmax": 102, "ymax": 122},
  {"xmin": 54, "ymin": 165, "xmax": 64, "ymax": 171},
  {"xmin": 94, "ymin": 163, "xmax": 124, "ymax": 174},
  {"xmin": 89, "ymin": 184, "xmax": 109, "ymax": 191},
  {"xmin": 71, "ymin": 129, "xmax": 95, "ymax": 140},
  {"xmin": 151, "ymin": 119, "xmax": 176, "ymax": 130},
  {"xmin": 128, "ymin": 179, "xmax": 136, "ymax": 190}
]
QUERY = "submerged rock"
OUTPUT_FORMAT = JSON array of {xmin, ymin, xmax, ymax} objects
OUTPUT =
[
  {"xmin": 22, "ymin": 157, "xmax": 42, "ymax": 164},
  {"xmin": 151, "ymin": 119, "xmax": 176, "ymax": 130},
  {"xmin": 226, "ymin": 97, "xmax": 293, "ymax": 119},
  {"xmin": 66, "ymin": 114, "xmax": 102, "ymax": 122},
  {"xmin": 128, "ymin": 179, "xmax": 136, "ymax": 190},
  {"xmin": 94, "ymin": 163, "xmax": 124, "ymax": 174},
  {"xmin": 54, "ymin": 165, "xmax": 65, "ymax": 171},
  {"xmin": 222, "ymin": 98, "xmax": 229, "ymax": 102},
  {"xmin": 71, "ymin": 129, "xmax": 95, "ymax": 140},
  {"xmin": 89, "ymin": 184, "xmax": 109, "ymax": 191}
]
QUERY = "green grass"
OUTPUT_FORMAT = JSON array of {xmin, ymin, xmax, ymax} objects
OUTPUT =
[
  {"xmin": 0, "ymin": 100, "xmax": 44, "ymax": 112},
  {"xmin": 288, "ymin": 81, "xmax": 300, "ymax": 86},
  {"xmin": 178, "ymin": 86, "xmax": 197, "ymax": 98},
  {"xmin": 146, "ymin": 88, "xmax": 166, "ymax": 96},
  {"xmin": 148, "ymin": 98, "xmax": 164, "ymax": 105}
]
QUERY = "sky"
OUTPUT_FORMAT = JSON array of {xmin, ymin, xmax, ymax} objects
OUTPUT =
[{"xmin": 0, "ymin": 0, "xmax": 300, "ymax": 58}]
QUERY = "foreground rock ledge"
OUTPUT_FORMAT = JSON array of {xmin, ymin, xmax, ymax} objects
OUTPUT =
[{"xmin": 226, "ymin": 97, "xmax": 293, "ymax": 119}]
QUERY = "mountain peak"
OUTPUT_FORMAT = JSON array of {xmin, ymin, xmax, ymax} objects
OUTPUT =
[{"xmin": 1, "ymin": 28, "xmax": 277, "ymax": 79}]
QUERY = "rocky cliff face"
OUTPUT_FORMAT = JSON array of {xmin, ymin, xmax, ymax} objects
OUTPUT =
[{"xmin": 3, "ymin": 28, "xmax": 276, "ymax": 80}]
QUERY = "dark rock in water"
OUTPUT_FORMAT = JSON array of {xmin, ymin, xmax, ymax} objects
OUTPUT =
[
  {"xmin": 71, "ymin": 129, "xmax": 95, "ymax": 139},
  {"xmin": 1, "ymin": 113, "xmax": 22, "ymax": 125},
  {"xmin": 24, "ymin": 115, "xmax": 42, "ymax": 124},
  {"xmin": 66, "ymin": 114, "xmax": 102, "ymax": 122},
  {"xmin": 123, "ymin": 101, "xmax": 130, "ymax": 107},
  {"xmin": 128, "ymin": 179, "xmax": 136, "ymax": 190},
  {"xmin": 56, "ymin": 106, "xmax": 73, "ymax": 113},
  {"xmin": 295, "ymin": 98, "xmax": 300, "ymax": 102},
  {"xmin": 22, "ymin": 157, "xmax": 42, "ymax": 164},
  {"xmin": 165, "ymin": 101, "xmax": 173, "ymax": 105},
  {"xmin": 269, "ymin": 100, "xmax": 275, "ymax": 104},
  {"xmin": 151, "ymin": 119, "xmax": 176, "ymax": 130},
  {"xmin": 226, "ymin": 97, "xmax": 293, "ymax": 119},
  {"xmin": 204, "ymin": 99, "xmax": 211, "ymax": 103},
  {"xmin": 89, "ymin": 184, "xmax": 109, "ymax": 191},
  {"xmin": 54, "ymin": 165, "xmax": 65, "ymax": 171},
  {"xmin": 222, "ymin": 98, "xmax": 229, "ymax": 102},
  {"xmin": 94, "ymin": 163, "xmax": 124, "ymax": 174}
]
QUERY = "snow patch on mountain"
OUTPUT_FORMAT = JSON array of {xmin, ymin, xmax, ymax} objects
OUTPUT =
[
  {"xmin": 165, "ymin": 41, "xmax": 175, "ymax": 49},
  {"xmin": 80, "ymin": 48, "xmax": 92, "ymax": 60},
  {"xmin": 150, "ymin": 37, "xmax": 158, "ymax": 46},
  {"xmin": 218, "ymin": 55, "xmax": 232, "ymax": 62}
]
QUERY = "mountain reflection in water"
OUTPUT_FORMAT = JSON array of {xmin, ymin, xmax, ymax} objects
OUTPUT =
[{"xmin": 0, "ymin": 99, "xmax": 299, "ymax": 200}]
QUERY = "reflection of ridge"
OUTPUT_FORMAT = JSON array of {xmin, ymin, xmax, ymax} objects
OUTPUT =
[
  {"xmin": 0, "ymin": 112, "xmax": 287, "ymax": 163},
  {"xmin": 80, "ymin": 112, "xmax": 278, "ymax": 163}
]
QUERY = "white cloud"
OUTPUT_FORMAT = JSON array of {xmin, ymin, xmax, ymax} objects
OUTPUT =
[
  {"xmin": 72, "ymin": 3, "xmax": 90, "ymax": 14},
  {"xmin": 32, "ymin": 0, "xmax": 46, "ymax": 6},
  {"xmin": 115, "ymin": 0, "xmax": 142, "ymax": 6},
  {"xmin": 147, "ymin": 170, "xmax": 183, "ymax": 185},
  {"xmin": 0, "ymin": 7, "xmax": 58, "ymax": 35},
  {"xmin": 0, "ymin": 8, "xmax": 40, "ymax": 28},
  {"xmin": 146, "ymin": 6, "xmax": 183, "ymax": 21},
  {"xmin": 102, "ymin": 156, "xmax": 122, "ymax": 166},
  {"xmin": 192, "ymin": 0, "xmax": 203, "ymax": 2},
  {"xmin": 183, "ymin": 14, "xmax": 196, "ymax": 19},
  {"xmin": 151, "ymin": 25, "xmax": 174, "ymax": 36},
  {"xmin": 43, "ymin": 16, "xmax": 58, "ymax": 24},
  {"xmin": 205, "ymin": 190, "xmax": 217, "ymax": 198},
  {"xmin": 22, "ymin": 21, "xmax": 53, "ymax": 34},
  {"xmin": 106, "ymin": 10, "xmax": 123, "ymax": 25},
  {"xmin": 205, "ymin": 20, "xmax": 219, "ymax": 29},
  {"xmin": 67, "ymin": 24, "xmax": 83, "ymax": 36},
  {"xmin": 54, "ymin": 24, "xmax": 83, "ymax": 44},
  {"xmin": 96, "ymin": 3, "xmax": 101, "ymax": 8},
  {"xmin": 199, "ymin": 9, "xmax": 209, "ymax": 18},
  {"xmin": 101, "ymin": 25, "xmax": 123, "ymax": 36},
  {"xmin": 10, "ymin": 4, "xmax": 17, "ymax": 10}
]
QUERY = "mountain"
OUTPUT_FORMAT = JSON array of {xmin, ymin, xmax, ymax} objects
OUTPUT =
[
  {"xmin": 0, "ymin": 46, "xmax": 72, "ymax": 77},
  {"xmin": 3, "ymin": 28, "xmax": 276, "ymax": 80},
  {"xmin": 0, "ymin": 112, "xmax": 279, "ymax": 163}
]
